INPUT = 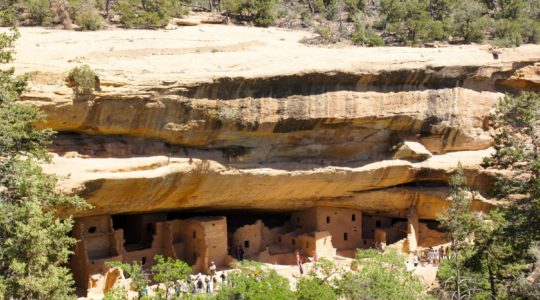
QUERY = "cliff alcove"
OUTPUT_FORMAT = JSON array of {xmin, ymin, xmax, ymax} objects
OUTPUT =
[{"xmin": 10, "ymin": 25, "xmax": 540, "ymax": 295}]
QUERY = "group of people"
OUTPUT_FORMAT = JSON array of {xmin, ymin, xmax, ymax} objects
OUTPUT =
[
  {"xmin": 140, "ymin": 261, "xmax": 229, "ymax": 297},
  {"xmin": 425, "ymin": 246, "xmax": 448, "ymax": 266},
  {"xmin": 406, "ymin": 246, "xmax": 450, "ymax": 271}
]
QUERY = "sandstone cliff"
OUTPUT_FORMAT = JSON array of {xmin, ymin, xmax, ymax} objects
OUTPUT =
[{"xmin": 11, "ymin": 26, "xmax": 540, "ymax": 219}]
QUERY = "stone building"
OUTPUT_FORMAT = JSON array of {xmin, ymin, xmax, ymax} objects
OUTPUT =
[
  {"xmin": 290, "ymin": 207, "xmax": 363, "ymax": 252},
  {"xmin": 70, "ymin": 205, "xmax": 446, "ymax": 292},
  {"xmin": 70, "ymin": 214, "xmax": 227, "ymax": 291},
  {"xmin": 231, "ymin": 206, "xmax": 362, "ymax": 263}
]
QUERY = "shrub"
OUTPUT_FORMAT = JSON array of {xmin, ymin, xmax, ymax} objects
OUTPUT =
[
  {"xmin": 446, "ymin": 0, "xmax": 489, "ymax": 43},
  {"xmin": 335, "ymin": 249, "xmax": 428, "ymax": 300},
  {"xmin": 342, "ymin": 0, "xmax": 365, "ymax": 12},
  {"xmin": 351, "ymin": 23, "xmax": 384, "ymax": 46},
  {"xmin": 74, "ymin": 2, "xmax": 104, "ymax": 30},
  {"xmin": 115, "ymin": 0, "xmax": 185, "ymax": 29},
  {"xmin": 311, "ymin": 0, "xmax": 326, "ymax": 13},
  {"xmin": 380, "ymin": 0, "xmax": 445, "ymax": 45},
  {"xmin": 19, "ymin": 0, "xmax": 52, "ymax": 26},
  {"xmin": 313, "ymin": 22, "xmax": 341, "ymax": 43},
  {"xmin": 214, "ymin": 261, "xmax": 294, "ymax": 300},
  {"xmin": 222, "ymin": 0, "xmax": 277, "ymax": 27},
  {"xmin": 106, "ymin": 261, "xmax": 149, "ymax": 297},
  {"xmin": 103, "ymin": 286, "xmax": 128, "ymax": 300},
  {"xmin": 494, "ymin": 18, "xmax": 523, "ymax": 46},
  {"xmin": 296, "ymin": 277, "xmax": 337, "ymax": 300},
  {"xmin": 67, "ymin": 64, "xmax": 97, "ymax": 94}
]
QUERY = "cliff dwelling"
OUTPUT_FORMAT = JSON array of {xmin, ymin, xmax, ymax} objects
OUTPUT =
[
  {"xmin": 70, "ymin": 206, "xmax": 446, "ymax": 290},
  {"xmin": 7, "ymin": 22, "xmax": 538, "ymax": 299}
]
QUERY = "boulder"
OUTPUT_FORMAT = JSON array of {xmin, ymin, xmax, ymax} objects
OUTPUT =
[{"xmin": 394, "ymin": 142, "xmax": 433, "ymax": 161}]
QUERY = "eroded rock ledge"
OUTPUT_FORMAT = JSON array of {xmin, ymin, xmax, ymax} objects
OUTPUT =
[{"xmin": 10, "ymin": 27, "xmax": 540, "ymax": 221}]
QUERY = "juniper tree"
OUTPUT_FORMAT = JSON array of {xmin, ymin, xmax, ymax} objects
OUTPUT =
[{"xmin": 0, "ymin": 28, "xmax": 89, "ymax": 299}]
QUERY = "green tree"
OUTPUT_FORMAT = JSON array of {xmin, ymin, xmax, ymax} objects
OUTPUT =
[
  {"xmin": 66, "ymin": 64, "xmax": 98, "ymax": 95},
  {"xmin": 494, "ymin": 0, "xmax": 540, "ymax": 46},
  {"xmin": 479, "ymin": 92, "xmax": 540, "ymax": 297},
  {"xmin": 380, "ymin": 0, "xmax": 444, "ymax": 45},
  {"xmin": 114, "ymin": 0, "xmax": 186, "ymax": 29},
  {"xmin": 296, "ymin": 257, "xmax": 338, "ymax": 300},
  {"xmin": 335, "ymin": 249, "xmax": 429, "ymax": 300},
  {"xmin": 436, "ymin": 164, "xmax": 484, "ymax": 299},
  {"xmin": 214, "ymin": 260, "xmax": 294, "ymax": 300},
  {"xmin": 151, "ymin": 255, "xmax": 191, "ymax": 300},
  {"xmin": 222, "ymin": 0, "xmax": 277, "ymax": 27},
  {"xmin": 0, "ymin": 28, "xmax": 89, "ymax": 299},
  {"xmin": 71, "ymin": 0, "xmax": 105, "ymax": 31},
  {"xmin": 106, "ymin": 260, "xmax": 150, "ymax": 299},
  {"xmin": 445, "ymin": 0, "xmax": 490, "ymax": 43}
]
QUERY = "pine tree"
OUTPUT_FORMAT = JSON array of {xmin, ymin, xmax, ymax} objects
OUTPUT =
[
  {"xmin": 437, "ymin": 164, "xmax": 483, "ymax": 299},
  {"xmin": 479, "ymin": 92, "xmax": 540, "ymax": 297}
]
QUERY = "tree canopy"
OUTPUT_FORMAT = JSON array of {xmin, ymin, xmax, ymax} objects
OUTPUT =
[{"xmin": 0, "ymin": 27, "xmax": 89, "ymax": 299}]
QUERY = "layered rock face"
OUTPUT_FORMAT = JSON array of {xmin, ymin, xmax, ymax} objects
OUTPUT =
[{"xmin": 13, "ymin": 26, "xmax": 540, "ymax": 220}]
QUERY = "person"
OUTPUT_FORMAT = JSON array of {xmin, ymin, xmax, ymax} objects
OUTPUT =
[
  {"xmin": 220, "ymin": 272, "xmax": 227, "ymax": 285},
  {"xmin": 212, "ymin": 276, "xmax": 218, "ymax": 290},
  {"xmin": 196, "ymin": 276, "xmax": 203, "ymax": 294},
  {"xmin": 209, "ymin": 261, "xmax": 217, "ymax": 276},
  {"xmin": 143, "ymin": 286, "xmax": 149, "ymax": 297},
  {"xmin": 406, "ymin": 260, "xmax": 413, "ymax": 272},
  {"xmin": 313, "ymin": 251, "xmax": 318, "ymax": 272},
  {"xmin": 239, "ymin": 246, "xmax": 244, "ymax": 261},
  {"xmin": 428, "ymin": 247, "xmax": 434, "ymax": 264},
  {"xmin": 439, "ymin": 247, "xmax": 444, "ymax": 262},
  {"xmin": 175, "ymin": 280, "xmax": 181, "ymax": 297},
  {"xmin": 205, "ymin": 275, "xmax": 212, "ymax": 293},
  {"xmin": 190, "ymin": 279, "xmax": 197, "ymax": 295},
  {"xmin": 234, "ymin": 245, "xmax": 240, "ymax": 260},
  {"xmin": 296, "ymin": 251, "xmax": 304, "ymax": 275}
]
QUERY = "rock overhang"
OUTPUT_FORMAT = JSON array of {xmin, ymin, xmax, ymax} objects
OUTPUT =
[{"xmin": 10, "ymin": 26, "xmax": 540, "ymax": 220}]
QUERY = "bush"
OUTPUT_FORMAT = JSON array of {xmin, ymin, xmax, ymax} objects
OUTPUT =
[
  {"xmin": 296, "ymin": 277, "xmax": 337, "ymax": 300},
  {"xmin": 303, "ymin": 22, "xmax": 342, "ymax": 44},
  {"xmin": 214, "ymin": 261, "xmax": 294, "ymax": 300},
  {"xmin": 19, "ymin": 0, "xmax": 52, "ymax": 25},
  {"xmin": 351, "ymin": 23, "xmax": 384, "ymax": 46},
  {"xmin": 494, "ymin": 18, "xmax": 524, "ymax": 46},
  {"xmin": 380, "ymin": 0, "xmax": 444, "ymax": 45},
  {"xmin": 342, "ymin": 0, "xmax": 365, "ymax": 12},
  {"xmin": 115, "ymin": 0, "xmax": 186, "ymax": 29},
  {"xmin": 103, "ymin": 286, "xmax": 128, "ymax": 300},
  {"xmin": 446, "ymin": 0, "xmax": 489, "ymax": 43},
  {"xmin": 67, "ymin": 64, "xmax": 97, "ymax": 94},
  {"xmin": 335, "ymin": 249, "xmax": 429, "ymax": 300},
  {"xmin": 74, "ymin": 1, "xmax": 104, "ymax": 30},
  {"xmin": 222, "ymin": 0, "xmax": 277, "ymax": 27}
]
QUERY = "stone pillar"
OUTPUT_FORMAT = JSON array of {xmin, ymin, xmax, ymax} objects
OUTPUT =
[{"xmin": 406, "ymin": 206, "xmax": 419, "ymax": 253}]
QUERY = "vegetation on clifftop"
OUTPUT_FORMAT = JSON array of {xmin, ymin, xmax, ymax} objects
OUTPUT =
[{"xmin": 1, "ymin": 0, "xmax": 539, "ymax": 46}]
